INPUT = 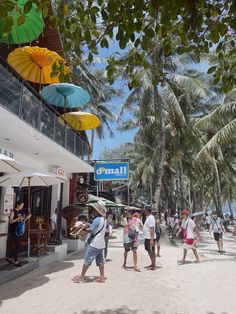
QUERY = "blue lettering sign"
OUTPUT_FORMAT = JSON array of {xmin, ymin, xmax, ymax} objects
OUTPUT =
[{"xmin": 94, "ymin": 162, "xmax": 129, "ymax": 181}]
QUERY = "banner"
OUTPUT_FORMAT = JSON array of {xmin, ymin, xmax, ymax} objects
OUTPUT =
[{"xmin": 94, "ymin": 162, "xmax": 129, "ymax": 181}]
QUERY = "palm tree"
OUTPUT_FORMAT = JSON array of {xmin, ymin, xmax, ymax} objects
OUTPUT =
[
  {"xmin": 119, "ymin": 46, "xmax": 212, "ymax": 211},
  {"xmin": 69, "ymin": 65, "xmax": 120, "ymax": 157},
  {"xmin": 195, "ymin": 90, "xmax": 236, "ymax": 215}
]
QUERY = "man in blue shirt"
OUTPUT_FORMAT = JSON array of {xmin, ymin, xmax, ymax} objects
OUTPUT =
[{"xmin": 72, "ymin": 200, "xmax": 107, "ymax": 283}]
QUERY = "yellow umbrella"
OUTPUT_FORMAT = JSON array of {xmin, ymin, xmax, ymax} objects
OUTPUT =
[
  {"xmin": 60, "ymin": 111, "xmax": 100, "ymax": 130},
  {"xmin": 7, "ymin": 46, "xmax": 69, "ymax": 85}
]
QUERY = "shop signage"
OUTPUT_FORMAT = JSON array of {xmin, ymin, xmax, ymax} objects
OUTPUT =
[
  {"xmin": 78, "ymin": 193, "xmax": 89, "ymax": 204},
  {"xmin": 52, "ymin": 167, "xmax": 65, "ymax": 176},
  {"xmin": 56, "ymin": 168, "xmax": 65, "ymax": 176},
  {"xmin": 94, "ymin": 162, "xmax": 129, "ymax": 181},
  {"xmin": 0, "ymin": 148, "xmax": 14, "ymax": 159}
]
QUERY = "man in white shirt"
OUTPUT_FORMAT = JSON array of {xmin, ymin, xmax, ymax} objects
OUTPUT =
[
  {"xmin": 209, "ymin": 212, "xmax": 225, "ymax": 253},
  {"xmin": 177, "ymin": 209, "xmax": 200, "ymax": 264},
  {"xmin": 72, "ymin": 200, "xmax": 107, "ymax": 283},
  {"xmin": 143, "ymin": 207, "xmax": 156, "ymax": 270}
]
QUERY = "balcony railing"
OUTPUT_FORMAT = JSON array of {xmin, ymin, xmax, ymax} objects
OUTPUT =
[{"xmin": 0, "ymin": 60, "xmax": 90, "ymax": 159}]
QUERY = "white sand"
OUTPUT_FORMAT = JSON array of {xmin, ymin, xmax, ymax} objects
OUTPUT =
[{"xmin": 0, "ymin": 228, "xmax": 235, "ymax": 314}]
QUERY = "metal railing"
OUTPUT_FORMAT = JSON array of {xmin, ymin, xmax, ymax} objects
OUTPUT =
[{"xmin": 0, "ymin": 60, "xmax": 90, "ymax": 159}]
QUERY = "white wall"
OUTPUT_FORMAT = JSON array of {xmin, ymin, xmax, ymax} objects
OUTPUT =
[
  {"xmin": 51, "ymin": 183, "xmax": 60, "ymax": 213},
  {"xmin": 0, "ymin": 187, "xmax": 14, "ymax": 258}
]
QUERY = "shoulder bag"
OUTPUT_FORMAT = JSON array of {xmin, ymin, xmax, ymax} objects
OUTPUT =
[{"xmin": 87, "ymin": 221, "xmax": 105, "ymax": 245}]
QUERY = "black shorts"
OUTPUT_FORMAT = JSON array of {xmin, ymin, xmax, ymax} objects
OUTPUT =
[
  {"xmin": 156, "ymin": 233, "xmax": 161, "ymax": 241},
  {"xmin": 124, "ymin": 242, "xmax": 137, "ymax": 252},
  {"xmin": 144, "ymin": 239, "xmax": 156, "ymax": 252},
  {"xmin": 213, "ymin": 232, "xmax": 222, "ymax": 241}
]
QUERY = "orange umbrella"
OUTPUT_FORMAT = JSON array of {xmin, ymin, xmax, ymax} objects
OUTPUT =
[{"xmin": 7, "ymin": 46, "xmax": 69, "ymax": 85}]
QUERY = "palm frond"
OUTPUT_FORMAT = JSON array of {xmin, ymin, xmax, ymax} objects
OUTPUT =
[
  {"xmin": 197, "ymin": 118, "xmax": 236, "ymax": 156},
  {"xmin": 117, "ymin": 119, "xmax": 139, "ymax": 131},
  {"xmin": 195, "ymin": 101, "xmax": 236, "ymax": 130},
  {"xmin": 168, "ymin": 73, "xmax": 209, "ymax": 99},
  {"xmin": 162, "ymin": 81, "xmax": 186, "ymax": 127}
]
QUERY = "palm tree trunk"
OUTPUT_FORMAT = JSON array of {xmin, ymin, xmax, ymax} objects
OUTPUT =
[
  {"xmin": 90, "ymin": 129, "xmax": 95, "ymax": 159},
  {"xmin": 190, "ymin": 177, "xmax": 197, "ymax": 212},
  {"xmin": 213, "ymin": 160, "xmax": 222, "ymax": 216},
  {"xmin": 178, "ymin": 159, "xmax": 185, "ymax": 209},
  {"xmin": 153, "ymin": 86, "xmax": 166, "ymax": 211},
  {"xmin": 227, "ymin": 200, "xmax": 234, "ymax": 218}
]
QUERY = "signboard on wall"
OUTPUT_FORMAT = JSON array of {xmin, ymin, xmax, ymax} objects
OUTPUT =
[
  {"xmin": 3, "ymin": 194, "xmax": 14, "ymax": 214},
  {"xmin": 52, "ymin": 167, "xmax": 65, "ymax": 177},
  {"xmin": 94, "ymin": 162, "xmax": 129, "ymax": 181}
]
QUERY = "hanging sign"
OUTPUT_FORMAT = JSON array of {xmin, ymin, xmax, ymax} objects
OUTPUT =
[
  {"xmin": 56, "ymin": 168, "xmax": 65, "ymax": 176},
  {"xmin": 78, "ymin": 193, "xmax": 89, "ymax": 204},
  {"xmin": 94, "ymin": 162, "xmax": 129, "ymax": 181},
  {"xmin": 52, "ymin": 167, "xmax": 65, "ymax": 176}
]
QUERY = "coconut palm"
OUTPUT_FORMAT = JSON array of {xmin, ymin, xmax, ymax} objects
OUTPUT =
[
  {"xmin": 194, "ymin": 90, "xmax": 236, "ymax": 215},
  {"xmin": 118, "ymin": 46, "xmax": 212, "ymax": 211}
]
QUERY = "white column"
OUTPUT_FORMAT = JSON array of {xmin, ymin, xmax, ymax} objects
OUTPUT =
[
  {"xmin": 62, "ymin": 181, "xmax": 70, "ymax": 234},
  {"xmin": 51, "ymin": 183, "xmax": 60, "ymax": 214},
  {"xmin": 0, "ymin": 187, "xmax": 14, "ymax": 258}
]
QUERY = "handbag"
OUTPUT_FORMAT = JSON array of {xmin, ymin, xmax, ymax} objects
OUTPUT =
[
  {"xmin": 128, "ymin": 228, "xmax": 136, "ymax": 240},
  {"xmin": 15, "ymin": 221, "xmax": 26, "ymax": 236}
]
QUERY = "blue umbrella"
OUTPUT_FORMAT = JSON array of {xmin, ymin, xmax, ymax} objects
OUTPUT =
[{"xmin": 40, "ymin": 83, "xmax": 90, "ymax": 110}]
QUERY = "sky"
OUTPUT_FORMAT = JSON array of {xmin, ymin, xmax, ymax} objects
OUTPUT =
[
  {"xmin": 87, "ymin": 39, "xmax": 211, "ymax": 161},
  {"xmin": 91, "ymin": 84, "xmax": 136, "ymax": 160},
  {"xmin": 86, "ymin": 41, "xmax": 137, "ymax": 160}
]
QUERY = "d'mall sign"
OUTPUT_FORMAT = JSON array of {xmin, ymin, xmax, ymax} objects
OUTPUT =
[{"xmin": 94, "ymin": 162, "xmax": 129, "ymax": 181}]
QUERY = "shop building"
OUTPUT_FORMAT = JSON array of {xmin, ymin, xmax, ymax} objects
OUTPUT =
[{"xmin": 0, "ymin": 7, "xmax": 93, "ymax": 260}]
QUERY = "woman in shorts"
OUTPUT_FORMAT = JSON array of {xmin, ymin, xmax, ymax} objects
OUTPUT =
[{"xmin": 122, "ymin": 211, "xmax": 141, "ymax": 272}]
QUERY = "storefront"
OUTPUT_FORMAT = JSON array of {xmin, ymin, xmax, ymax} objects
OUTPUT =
[{"xmin": 0, "ymin": 104, "xmax": 93, "ymax": 258}]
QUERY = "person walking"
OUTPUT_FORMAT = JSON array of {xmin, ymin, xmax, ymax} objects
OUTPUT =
[
  {"xmin": 155, "ymin": 219, "xmax": 162, "ymax": 257},
  {"xmin": 72, "ymin": 200, "xmax": 107, "ymax": 283},
  {"xmin": 143, "ymin": 208, "xmax": 156, "ymax": 270},
  {"xmin": 122, "ymin": 211, "xmax": 141, "ymax": 272},
  {"xmin": 177, "ymin": 209, "xmax": 200, "ymax": 264},
  {"xmin": 104, "ymin": 213, "xmax": 112, "ymax": 262},
  {"xmin": 133, "ymin": 212, "xmax": 143, "ymax": 233},
  {"xmin": 6, "ymin": 201, "xmax": 31, "ymax": 267},
  {"xmin": 205, "ymin": 213, "xmax": 212, "ymax": 232},
  {"xmin": 209, "ymin": 212, "xmax": 225, "ymax": 253}
]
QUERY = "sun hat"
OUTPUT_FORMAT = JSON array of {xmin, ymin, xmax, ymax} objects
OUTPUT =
[
  {"xmin": 90, "ymin": 200, "xmax": 107, "ymax": 217},
  {"xmin": 182, "ymin": 209, "xmax": 189, "ymax": 215}
]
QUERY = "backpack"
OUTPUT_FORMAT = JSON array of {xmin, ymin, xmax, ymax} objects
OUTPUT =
[{"xmin": 15, "ymin": 221, "xmax": 26, "ymax": 236}]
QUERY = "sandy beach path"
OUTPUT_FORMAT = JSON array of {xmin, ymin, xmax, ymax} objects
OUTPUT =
[{"xmin": 0, "ymin": 228, "xmax": 235, "ymax": 314}]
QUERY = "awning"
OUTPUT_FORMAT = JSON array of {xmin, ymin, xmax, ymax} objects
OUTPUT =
[
  {"xmin": 86, "ymin": 194, "xmax": 125, "ymax": 208},
  {"xmin": 124, "ymin": 206, "xmax": 143, "ymax": 211}
]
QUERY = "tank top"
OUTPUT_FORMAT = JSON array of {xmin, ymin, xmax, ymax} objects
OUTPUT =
[
  {"xmin": 90, "ymin": 217, "xmax": 106, "ymax": 249},
  {"xmin": 9, "ymin": 208, "xmax": 23, "ymax": 233}
]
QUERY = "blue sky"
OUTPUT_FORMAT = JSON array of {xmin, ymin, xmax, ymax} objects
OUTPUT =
[
  {"xmin": 89, "ymin": 41, "xmax": 210, "ymax": 160},
  {"xmin": 87, "ymin": 41, "xmax": 137, "ymax": 160},
  {"xmin": 92, "ymin": 82, "xmax": 136, "ymax": 159}
]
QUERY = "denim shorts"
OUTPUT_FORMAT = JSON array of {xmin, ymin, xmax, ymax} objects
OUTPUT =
[
  {"xmin": 123, "ymin": 241, "xmax": 137, "ymax": 251},
  {"xmin": 84, "ymin": 245, "xmax": 104, "ymax": 266}
]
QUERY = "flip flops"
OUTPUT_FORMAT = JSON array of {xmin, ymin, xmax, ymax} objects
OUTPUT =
[
  {"xmin": 6, "ymin": 258, "xmax": 14, "ymax": 265},
  {"xmin": 72, "ymin": 275, "xmax": 85, "ymax": 283},
  {"xmin": 94, "ymin": 276, "xmax": 105, "ymax": 283}
]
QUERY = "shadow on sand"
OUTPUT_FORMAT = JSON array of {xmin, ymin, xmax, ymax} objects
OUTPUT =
[
  {"xmin": 76, "ymin": 309, "xmax": 166, "ymax": 314},
  {"xmin": 0, "ymin": 259, "xmax": 75, "ymax": 307},
  {"xmin": 78, "ymin": 308, "xmax": 139, "ymax": 314}
]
